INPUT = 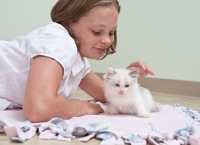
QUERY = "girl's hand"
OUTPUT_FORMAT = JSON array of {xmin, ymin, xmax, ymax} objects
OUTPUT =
[
  {"xmin": 82, "ymin": 100, "xmax": 103, "ymax": 115},
  {"xmin": 127, "ymin": 61, "xmax": 155, "ymax": 80}
]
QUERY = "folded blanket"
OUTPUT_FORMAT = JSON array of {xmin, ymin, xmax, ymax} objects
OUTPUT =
[{"xmin": 0, "ymin": 104, "xmax": 200, "ymax": 145}]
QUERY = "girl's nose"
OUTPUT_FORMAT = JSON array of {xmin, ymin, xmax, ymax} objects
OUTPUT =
[{"xmin": 101, "ymin": 35, "xmax": 112, "ymax": 45}]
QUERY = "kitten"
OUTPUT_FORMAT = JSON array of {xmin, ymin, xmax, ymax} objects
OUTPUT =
[{"xmin": 103, "ymin": 67, "xmax": 160, "ymax": 118}]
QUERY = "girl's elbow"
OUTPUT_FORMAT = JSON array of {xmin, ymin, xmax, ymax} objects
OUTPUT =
[{"xmin": 23, "ymin": 103, "xmax": 46, "ymax": 123}]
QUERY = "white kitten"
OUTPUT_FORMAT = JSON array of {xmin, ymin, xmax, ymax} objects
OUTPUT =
[{"xmin": 103, "ymin": 67, "xmax": 160, "ymax": 118}]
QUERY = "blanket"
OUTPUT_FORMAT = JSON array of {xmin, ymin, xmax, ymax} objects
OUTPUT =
[{"xmin": 0, "ymin": 104, "xmax": 200, "ymax": 145}]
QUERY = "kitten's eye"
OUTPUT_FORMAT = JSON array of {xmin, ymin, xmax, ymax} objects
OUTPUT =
[
  {"xmin": 115, "ymin": 84, "xmax": 120, "ymax": 87},
  {"xmin": 125, "ymin": 84, "xmax": 129, "ymax": 88}
]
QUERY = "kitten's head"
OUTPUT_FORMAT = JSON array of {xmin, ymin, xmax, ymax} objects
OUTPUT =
[{"xmin": 103, "ymin": 68, "xmax": 139, "ymax": 96}]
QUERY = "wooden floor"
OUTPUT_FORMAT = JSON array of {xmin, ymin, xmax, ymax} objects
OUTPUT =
[{"xmin": 0, "ymin": 88, "xmax": 200, "ymax": 145}]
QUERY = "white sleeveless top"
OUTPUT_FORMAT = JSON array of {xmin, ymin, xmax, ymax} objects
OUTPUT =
[{"xmin": 0, "ymin": 22, "xmax": 91, "ymax": 110}]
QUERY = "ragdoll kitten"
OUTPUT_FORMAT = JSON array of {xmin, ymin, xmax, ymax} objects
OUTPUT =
[{"xmin": 103, "ymin": 67, "xmax": 160, "ymax": 118}]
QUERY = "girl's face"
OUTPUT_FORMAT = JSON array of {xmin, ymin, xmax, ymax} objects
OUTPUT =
[{"xmin": 64, "ymin": 5, "xmax": 118, "ymax": 60}]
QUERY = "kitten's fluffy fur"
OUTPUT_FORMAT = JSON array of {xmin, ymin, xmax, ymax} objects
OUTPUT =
[{"xmin": 103, "ymin": 68, "xmax": 160, "ymax": 118}]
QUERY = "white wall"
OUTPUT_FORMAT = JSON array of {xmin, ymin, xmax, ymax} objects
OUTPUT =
[
  {"xmin": 0, "ymin": 0, "xmax": 56, "ymax": 40},
  {"xmin": 0, "ymin": 0, "xmax": 199, "ymax": 82}
]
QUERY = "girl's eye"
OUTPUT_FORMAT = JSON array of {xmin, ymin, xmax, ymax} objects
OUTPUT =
[
  {"xmin": 109, "ymin": 32, "xmax": 114, "ymax": 36},
  {"xmin": 115, "ymin": 84, "xmax": 120, "ymax": 87},
  {"xmin": 92, "ymin": 30, "xmax": 101, "ymax": 35},
  {"xmin": 125, "ymin": 84, "xmax": 129, "ymax": 88}
]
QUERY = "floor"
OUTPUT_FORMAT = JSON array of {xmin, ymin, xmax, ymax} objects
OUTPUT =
[
  {"xmin": 73, "ymin": 88, "xmax": 200, "ymax": 113},
  {"xmin": 0, "ymin": 88, "xmax": 200, "ymax": 145}
]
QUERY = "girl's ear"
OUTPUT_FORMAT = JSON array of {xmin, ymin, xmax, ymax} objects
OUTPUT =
[
  {"xmin": 103, "ymin": 68, "xmax": 116, "ymax": 79},
  {"xmin": 62, "ymin": 21, "xmax": 74, "ymax": 37},
  {"xmin": 61, "ymin": 21, "xmax": 70, "ymax": 29}
]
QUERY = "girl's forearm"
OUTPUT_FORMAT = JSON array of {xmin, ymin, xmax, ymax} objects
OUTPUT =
[{"xmin": 23, "ymin": 94, "xmax": 102, "ymax": 123}]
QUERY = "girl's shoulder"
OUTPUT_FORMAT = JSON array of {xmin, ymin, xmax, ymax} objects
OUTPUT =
[
  {"xmin": 25, "ymin": 22, "xmax": 78, "ymax": 69},
  {"xmin": 26, "ymin": 22, "xmax": 76, "ymax": 52},
  {"xmin": 28, "ymin": 22, "xmax": 70, "ymax": 39}
]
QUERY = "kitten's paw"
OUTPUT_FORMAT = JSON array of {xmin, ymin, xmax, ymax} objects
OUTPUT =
[
  {"xmin": 104, "ymin": 109, "xmax": 118, "ymax": 115},
  {"xmin": 137, "ymin": 112, "xmax": 150, "ymax": 118}
]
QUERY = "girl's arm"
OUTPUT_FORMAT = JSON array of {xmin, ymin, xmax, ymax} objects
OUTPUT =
[
  {"xmin": 23, "ymin": 56, "xmax": 102, "ymax": 123},
  {"xmin": 79, "ymin": 70, "xmax": 106, "ymax": 103}
]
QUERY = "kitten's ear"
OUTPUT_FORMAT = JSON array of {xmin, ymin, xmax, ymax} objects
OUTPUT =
[
  {"xmin": 103, "ymin": 67, "xmax": 116, "ymax": 79},
  {"xmin": 129, "ymin": 69, "xmax": 139, "ymax": 78}
]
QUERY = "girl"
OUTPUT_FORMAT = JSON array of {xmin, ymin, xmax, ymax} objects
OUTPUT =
[{"xmin": 0, "ymin": 0, "xmax": 154, "ymax": 122}]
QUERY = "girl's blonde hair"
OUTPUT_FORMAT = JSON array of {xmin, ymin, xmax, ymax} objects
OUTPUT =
[{"xmin": 51, "ymin": 0, "xmax": 120, "ymax": 59}]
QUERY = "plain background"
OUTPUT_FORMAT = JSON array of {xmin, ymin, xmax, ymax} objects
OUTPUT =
[{"xmin": 0, "ymin": 0, "xmax": 199, "ymax": 82}]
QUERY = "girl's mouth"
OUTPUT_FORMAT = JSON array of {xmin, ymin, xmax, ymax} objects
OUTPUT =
[{"xmin": 96, "ymin": 48, "xmax": 106, "ymax": 54}]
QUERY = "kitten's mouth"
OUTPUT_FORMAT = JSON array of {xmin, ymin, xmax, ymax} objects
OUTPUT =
[{"xmin": 118, "ymin": 92, "xmax": 124, "ymax": 95}]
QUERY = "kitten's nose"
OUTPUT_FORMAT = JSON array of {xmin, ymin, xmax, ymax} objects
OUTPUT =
[{"xmin": 119, "ymin": 90, "xmax": 124, "ymax": 95}]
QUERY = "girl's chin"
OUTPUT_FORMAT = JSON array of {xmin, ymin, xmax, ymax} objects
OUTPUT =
[
  {"xmin": 91, "ymin": 56, "xmax": 102, "ymax": 60},
  {"xmin": 82, "ymin": 52, "xmax": 104, "ymax": 60},
  {"xmin": 97, "ymin": 53, "xmax": 105, "ymax": 60}
]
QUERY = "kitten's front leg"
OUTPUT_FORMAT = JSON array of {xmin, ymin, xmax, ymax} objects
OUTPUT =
[
  {"xmin": 104, "ymin": 104, "xmax": 118, "ymax": 115},
  {"xmin": 136, "ymin": 106, "xmax": 150, "ymax": 118}
]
